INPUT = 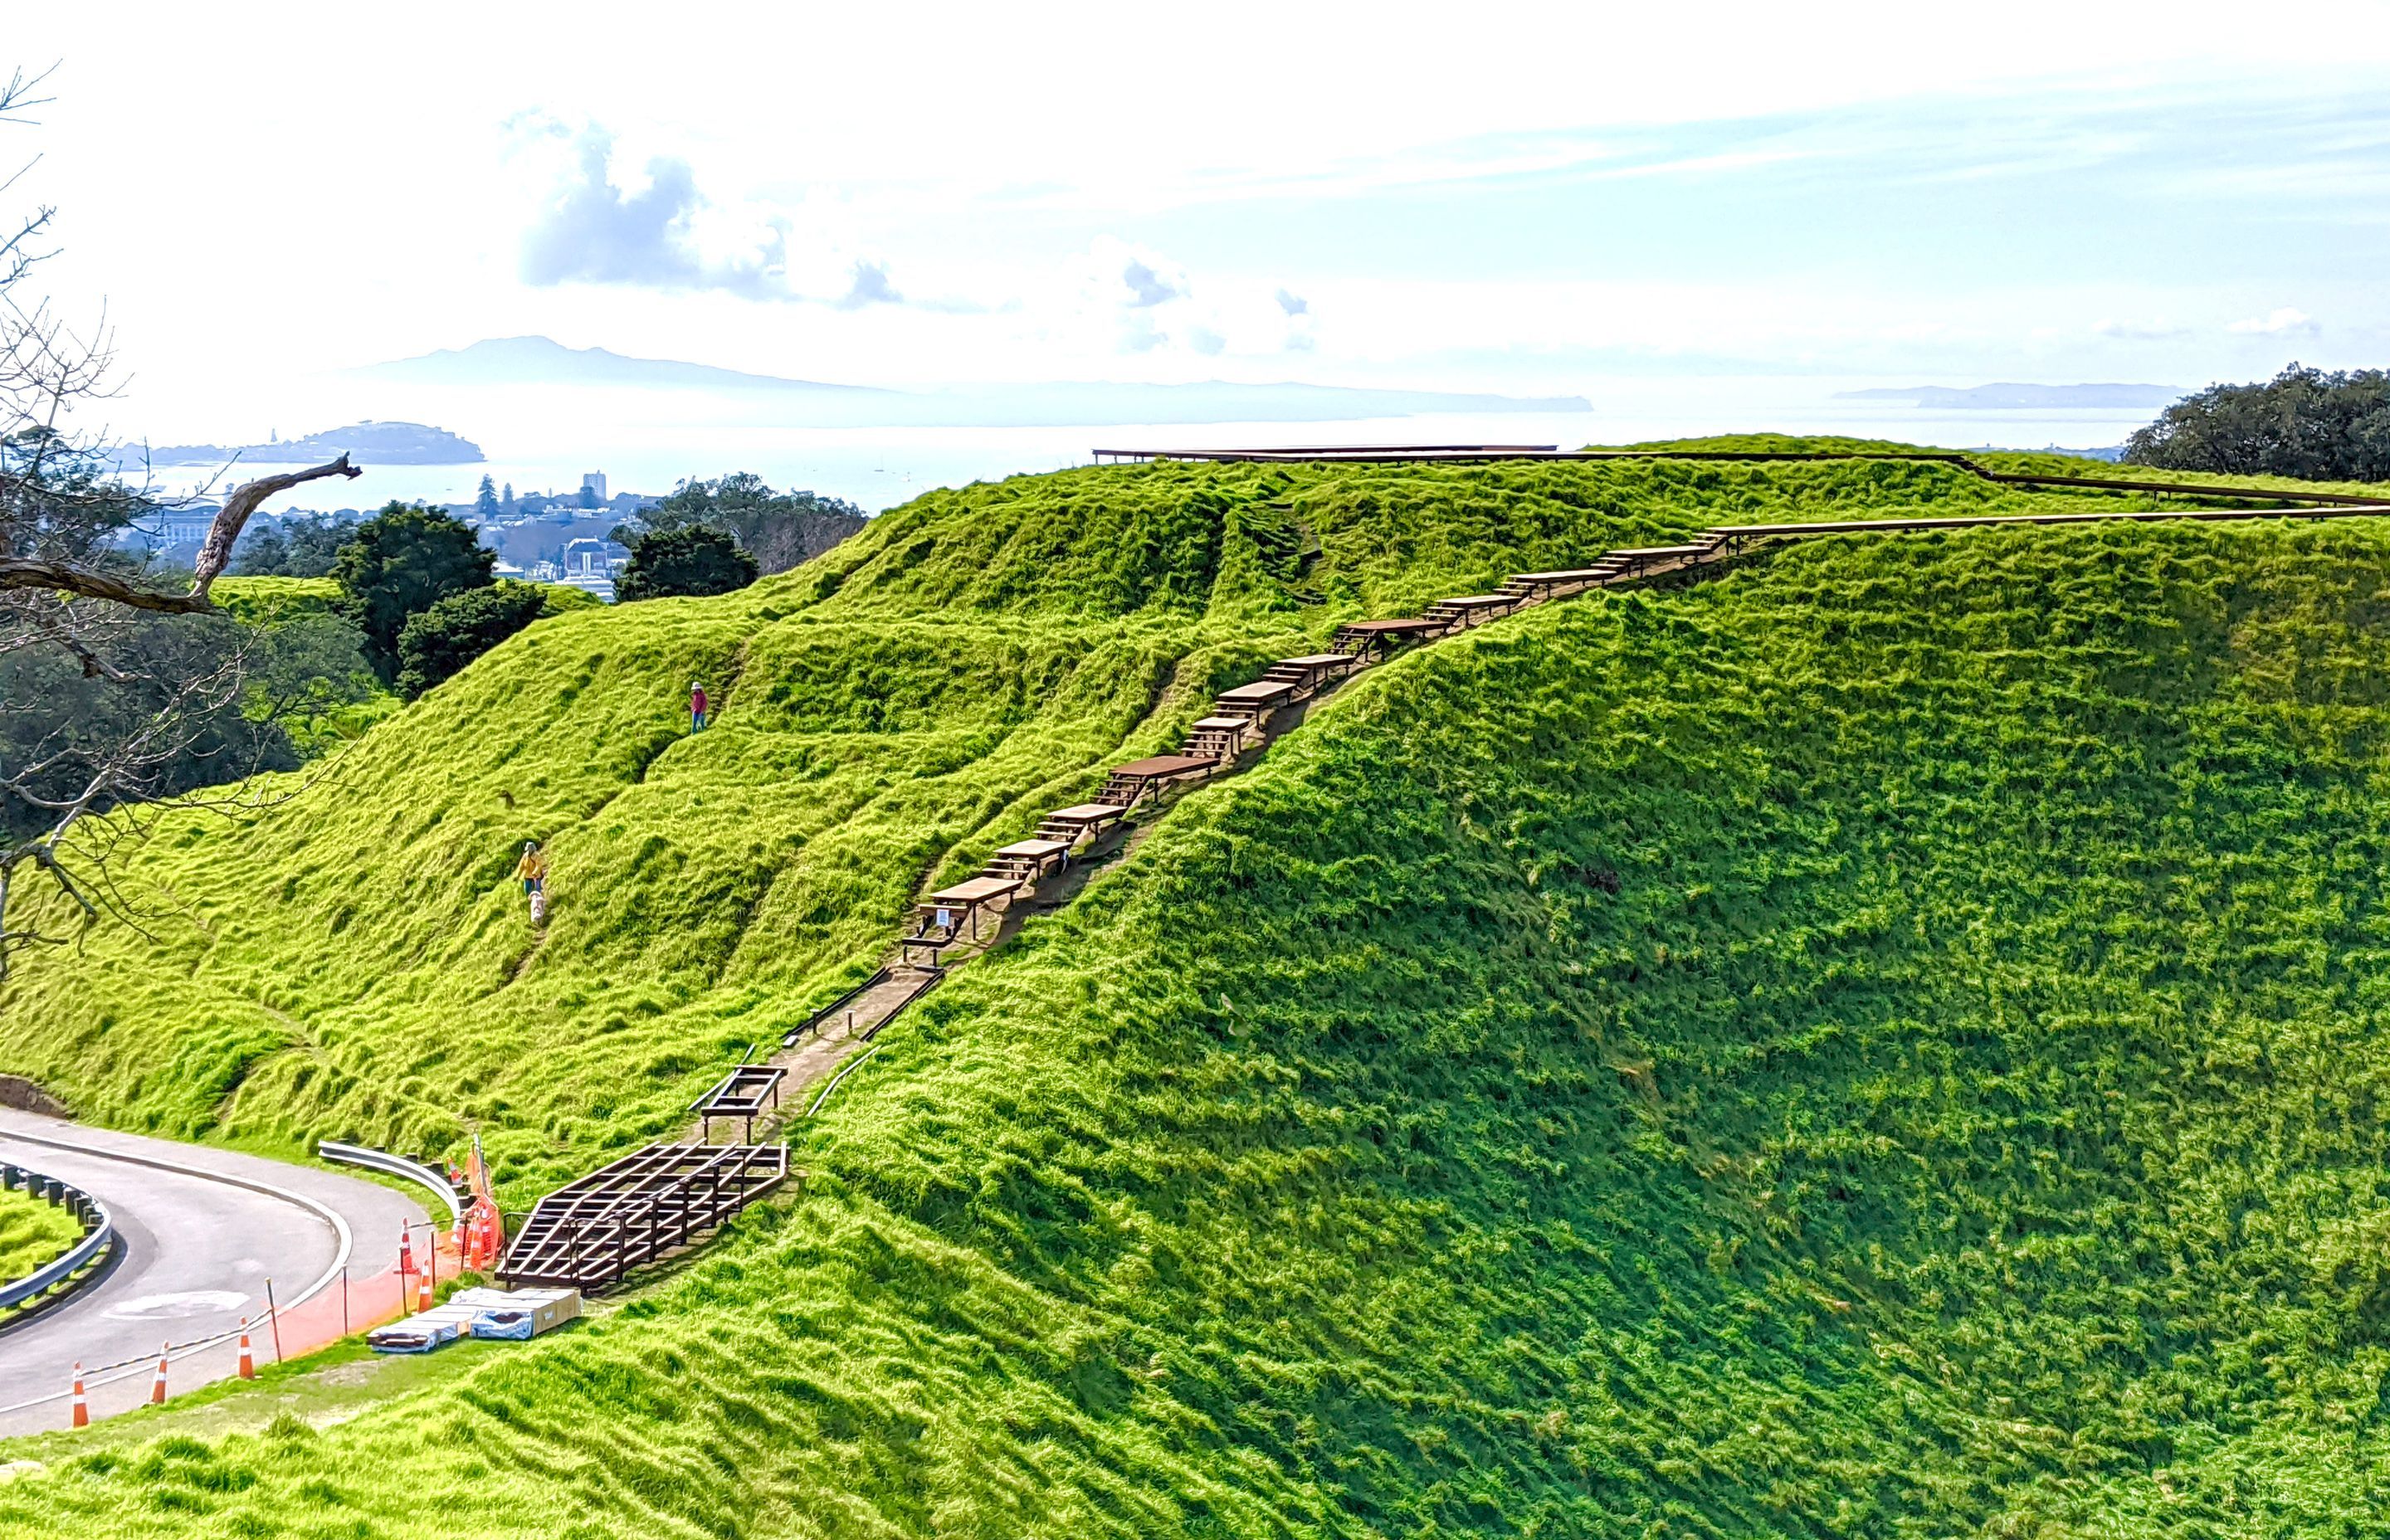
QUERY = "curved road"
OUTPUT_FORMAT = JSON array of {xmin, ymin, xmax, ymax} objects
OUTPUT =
[{"xmin": 0, "ymin": 1109, "xmax": 427, "ymax": 1435}]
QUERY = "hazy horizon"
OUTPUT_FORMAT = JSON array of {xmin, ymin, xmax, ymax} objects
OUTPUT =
[{"xmin": 12, "ymin": 1, "xmax": 2386, "ymax": 485}]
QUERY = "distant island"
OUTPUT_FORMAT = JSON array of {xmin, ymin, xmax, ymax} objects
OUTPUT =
[
  {"xmin": 348, "ymin": 336, "xmax": 1591, "ymax": 426},
  {"xmin": 1836, "ymin": 383, "xmax": 2183, "ymax": 410},
  {"xmin": 357, "ymin": 336, "xmax": 880, "ymax": 396},
  {"xmin": 119, "ymin": 420, "xmax": 485, "ymax": 468}
]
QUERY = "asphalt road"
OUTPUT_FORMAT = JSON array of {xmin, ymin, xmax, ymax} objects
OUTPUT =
[{"xmin": 0, "ymin": 1109, "xmax": 427, "ymax": 1435}]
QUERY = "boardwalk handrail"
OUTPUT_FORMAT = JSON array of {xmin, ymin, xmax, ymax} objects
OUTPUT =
[{"xmin": 784, "ymin": 967, "xmax": 894, "ymax": 1046}]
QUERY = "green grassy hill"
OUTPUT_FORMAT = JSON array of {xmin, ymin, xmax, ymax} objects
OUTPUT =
[
  {"xmin": 8, "ymin": 446, "xmax": 2390, "ymax": 1534},
  {"xmin": 0, "ymin": 1186, "xmax": 78, "ymax": 1289},
  {"xmin": 5, "ymin": 451, "xmax": 2151, "ymax": 1196}
]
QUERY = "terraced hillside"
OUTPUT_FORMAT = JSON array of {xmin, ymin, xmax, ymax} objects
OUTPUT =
[
  {"xmin": 0, "ymin": 447, "xmax": 2175, "ymax": 1197},
  {"xmin": 7, "ymin": 446, "xmax": 2390, "ymax": 1534}
]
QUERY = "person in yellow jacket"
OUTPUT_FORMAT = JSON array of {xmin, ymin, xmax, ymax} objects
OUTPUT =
[{"xmin": 515, "ymin": 840, "xmax": 549, "ymax": 901}]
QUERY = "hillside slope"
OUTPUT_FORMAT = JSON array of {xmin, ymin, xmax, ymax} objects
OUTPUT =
[
  {"xmin": 7, "ymin": 465, "xmax": 2390, "ymax": 1533},
  {"xmin": 1, "ymin": 450, "xmax": 2163, "ymax": 1196}
]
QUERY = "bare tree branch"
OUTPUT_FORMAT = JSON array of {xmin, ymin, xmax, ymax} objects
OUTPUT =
[
  {"xmin": 0, "ymin": 453, "xmax": 362, "ymax": 612},
  {"xmin": 191, "ymin": 453, "xmax": 361, "ymax": 593},
  {"xmin": 0, "ymin": 63, "xmax": 376, "ymax": 978}
]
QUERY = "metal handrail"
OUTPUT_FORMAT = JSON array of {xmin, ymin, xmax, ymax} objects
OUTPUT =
[
  {"xmin": 0, "ymin": 1162, "xmax": 114, "ymax": 1312},
  {"xmin": 318, "ymin": 1139, "xmax": 465, "ymax": 1225},
  {"xmin": 783, "ymin": 967, "xmax": 892, "ymax": 1046}
]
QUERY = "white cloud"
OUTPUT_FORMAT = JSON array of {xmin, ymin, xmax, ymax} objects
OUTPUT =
[
  {"xmin": 1121, "ymin": 259, "xmax": 1186, "ymax": 309},
  {"xmin": 12, "ymin": 1, "xmax": 2390, "ymax": 421},
  {"xmin": 511, "ymin": 118, "xmax": 792, "ymax": 300},
  {"xmin": 836, "ymin": 261, "xmax": 903, "ymax": 310},
  {"xmin": 2227, "ymin": 306, "xmax": 2318, "ymax": 335}
]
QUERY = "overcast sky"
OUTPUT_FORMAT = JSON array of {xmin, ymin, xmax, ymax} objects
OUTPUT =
[{"xmin": 12, "ymin": 1, "xmax": 2390, "ymax": 425}]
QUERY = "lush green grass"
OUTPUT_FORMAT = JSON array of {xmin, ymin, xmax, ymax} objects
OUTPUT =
[
  {"xmin": 0, "ymin": 1184, "xmax": 78, "ymax": 1286},
  {"xmin": 7, "ymin": 512, "xmax": 2390, "ymax": 1533},
  {"xmin": 7, "ymin": 445, "xmax": 2390, "ymax": 1533},
  {"xmin": 214, "ymin": 576, "xmax": 601, "ymax": 626},
  {"xmin": 7, "ymin": 447, "xmax": 2168, "ymax": 1198},
  {"xmin": 212, "ymin": 576, "xmax": 346, "ymax": 627}
]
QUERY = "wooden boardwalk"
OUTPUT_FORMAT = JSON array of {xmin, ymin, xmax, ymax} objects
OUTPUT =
[
  {"xmin": 529, "ymin": 447, "xmax": 2390, "ymax": 1291},
  {"xmin": 497, "ymin": 1143, "xmax": 788, "ymax": 1294}
]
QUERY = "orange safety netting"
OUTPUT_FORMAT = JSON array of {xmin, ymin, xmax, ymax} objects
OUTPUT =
[{"xmin": 266, "ymin": 1227, "xmax": 465, "ymax": 1362}]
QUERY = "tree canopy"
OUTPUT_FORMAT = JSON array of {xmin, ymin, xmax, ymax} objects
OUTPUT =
[
  {"xmin": 394, "ymin": 579, "xmax": 548, "ymax": 699},
  {"xmin": 632, "ymin": 472, "xmax": 866, "ymax": 573},
  {"xmin": 329, "ymin": 502, "xmax": 495, "ymax": 680},
  {"xmin": 231, "ymin": 511, "xmax": 362, "ymax": 578},
  {"xmin": 615, "ymin": 524, "xmax": 760, "ymax": 602},
  {"xmin": 2123, "ymin": 363, "xmax": 2390, "ymax": 481}
]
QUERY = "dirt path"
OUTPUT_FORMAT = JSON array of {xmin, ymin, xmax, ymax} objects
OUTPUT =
[{"xmin": 690, "ymin": 962, "xmax": 943, "ymax": 1143}]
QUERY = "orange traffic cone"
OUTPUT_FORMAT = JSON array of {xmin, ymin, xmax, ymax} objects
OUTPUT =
[
  {"xmin": 417, "ymin": 1265, "xmax": 432, "ymax": 1313},
  {"xmin": 149, "ymin": 1343, "xmax": 168, "ymax": 1405},
  {"xmin": 69, "ymin": 1362, "xmax": 86, "ymax": 1429},
  {"xmin": 237, "ymin": 1319, "xmax": 255, "ymax": 1380},
  {"xmin": 398, "ymin": 1225, "xmax": 416, "ymax": 1313}
]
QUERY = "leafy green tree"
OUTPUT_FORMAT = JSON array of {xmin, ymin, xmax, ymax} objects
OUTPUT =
[
  {"xmin": 239, "ymin": 612, "xmax": 386, "ymax": 756},
  {"xmin": 231, "ymin": 512, "xmax": 359, "ymax": 578},
  {"xmin": 634, "ymin": 472, "xmax": 866, "ymax": 573},
  {"xmin": 2124, "ymin": 363, "xmax": 2390, "ymax": 480},
  {"xmin": 0, "ymin": 611, "xmax": 308, "ymax": 840},
  {"xmin": 475, "ymin": 474, "xmax": 500, "ymax": 519},
  {"xmin": 500, "ymin": 481, "xmax": 515, "ymax": 514},
  {"xmin": 393, "ymin": 579, "xmax": 548, "ymax": 699},
  {"xmin": 329, "ymin": 501, "xmax": 495, "ymax": 680},
  {"xmin": 614, "ymin": 524, "xmax": 759, "ymax": 602}
]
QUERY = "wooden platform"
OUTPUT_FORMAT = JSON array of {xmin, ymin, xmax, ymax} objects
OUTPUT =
[
  {"xmin": 1606, "ymin": 544, "xmax": 1714, "ymax": 569},
  {"xmin": 1100, "ymin": 753, "xmax": 1218, "ymax": 807},
  {"xmin": 987, "ymin": 837, "xmax": 1072, "ymax": 881},
  {"xmin": 912, "ymin": 874, "xmax": 1024, "ymax": 945},
  {"xmin": 929, "ymin": 875, "xmax": 1023, "ymax": 906},
  {"xmin": 1212, "ymin": 680, "xmax": 1296, "ymax": 719},
  {"xmin": 1510, "ymin": 567, "xmax": 1620, "ymax": 582},
  {"xmin": 1331, "ymin": 616, "xmax": 1441, "ymax": 656},
  {"xmin": 1501, "ymin": 566, "xmax": 1622, "ymax": 599},
  {"xmin": 1426, "ymin": 594, "xmax": 1519, "ymax": 628},
  {"xmin": 1036, "ymin": 802, "xmax": 1131, "ymax": 846},
  {"xmin": 1262, "ymin": 654, "xmax": 1356, "ymax": 696},
  {"xmin": 691, "ymin": 1065, "xmax": 786, "ymax": 1143},
  {"xmin": 1183, "ymin": 714, "xmax": 1253, "ymax": 758},
  {"xmin": 498, "ymin": 1143, "xmax": 788, "ymax": 1294}
]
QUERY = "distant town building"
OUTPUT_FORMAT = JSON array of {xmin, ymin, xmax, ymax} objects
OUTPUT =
[
  {"xmin": 156, "ymin": 509, "xmax": 218, "ymax": 546},
  {"xmin": 580, "ymin": 470, "xmax": 608, "ymax": 504},
  {"xmin": 557, "ymin": 536, "xmax": 630, "ymax": 602}
]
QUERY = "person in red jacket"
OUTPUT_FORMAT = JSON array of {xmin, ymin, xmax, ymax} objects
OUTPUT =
[{"xmin": 690, "ymin": 680, "xmax": 709, "ymax": 732}]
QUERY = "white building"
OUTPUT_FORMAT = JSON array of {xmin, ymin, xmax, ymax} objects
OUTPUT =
[{"xmin": 556, "ymin": 536, "xmax": 629, "ymax": 602}]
